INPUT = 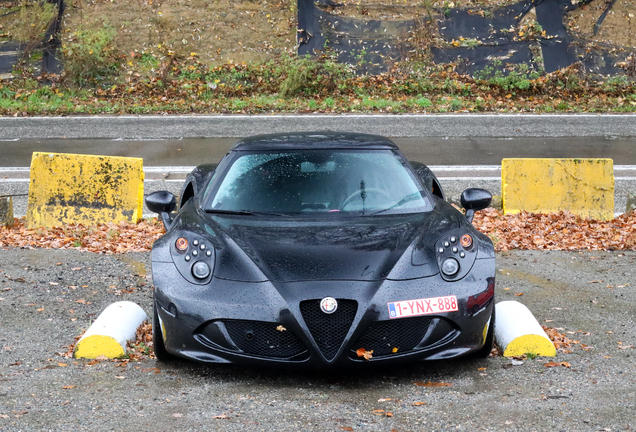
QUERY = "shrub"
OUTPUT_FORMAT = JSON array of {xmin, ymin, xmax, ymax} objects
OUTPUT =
[
  {"xmin": 61, "ymin": 24, "xmax": 120, "ymax": 85},
  {"xmin": 278, "ymin": 53, "xmax": 354, "ymax": 97}
]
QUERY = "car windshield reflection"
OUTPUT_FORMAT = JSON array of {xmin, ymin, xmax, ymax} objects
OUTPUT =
[{"xmin": 205, "ymin": 150, "xmax": 432, "ymax": 215}]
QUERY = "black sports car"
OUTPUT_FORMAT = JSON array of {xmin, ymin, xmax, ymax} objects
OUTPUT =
[{"xmin": 146, "ymin": 132, "xmax": 495, "ymax": 368}]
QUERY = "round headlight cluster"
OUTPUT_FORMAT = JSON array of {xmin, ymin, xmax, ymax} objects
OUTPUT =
[
  {"xmin": 192, "ymin": 261, "xmax": 211, "ymax": 279},
  {"xmin": 441, "ymin": 258, "xmax": 460, "ymax": 276}
]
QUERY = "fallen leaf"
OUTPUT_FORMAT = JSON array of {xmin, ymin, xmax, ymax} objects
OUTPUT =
[
  {"xmin": 212, "ymin": 414, "xmax": 229, "ymax": 419},
  {"xmin": 61, "ymin": 385, "xmax": 76, "ymax": 389},
  {"xmin": 544, "ymin": 361, "xmax": 571, "ymax": 368},
  {"xmin": 339, "ymin": 428, "xmax": 354, "ymax": 431},
  {"xmin": 413, "ymin": 381, "xmax": 451, "ymax": 387},
  {"xmin": 478, "ymin": 367, "xmax": 487, "ymax": 371},
  {"xmin": 412, "ymin": 401, "xmax": 426, "ymax": 406},
  {"xmin": 114, "ymin": 375, "xmax": 126, "ymax": 379},
  {"xmin": 57, "ymin": 363, "xmax": 68, "ymax": 367},
  {"xmin": 356, "ymin": 347, "xmax": 373, "ymax": 360},
  {"xmin": 514, "ymin": 293, "xmax": 524, "ymax": 296},
  {"xmin": 386, "ymin": 412, "xmax": 394, "ymax": 417},
  {"xmin": 378, "ymin": 398, "xmax": 392, "ymax": 402}
]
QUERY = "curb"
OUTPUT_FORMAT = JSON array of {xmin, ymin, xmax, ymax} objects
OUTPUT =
[
  {"xmin": 494, "ymin": 301, "xmax": 556, "ymax": 357},
  {"xmin": 74, "ymin": 301, "xmax": 147, "ymax": 359}
]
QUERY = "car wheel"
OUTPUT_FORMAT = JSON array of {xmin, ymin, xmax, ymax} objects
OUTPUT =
[
  {"xmin": 153, "ymin": 303, "xmax": 172, "ymax": 361},
  {"xmin": 473, "ymin": 306, "xmax": 495, "ymax": 358}
]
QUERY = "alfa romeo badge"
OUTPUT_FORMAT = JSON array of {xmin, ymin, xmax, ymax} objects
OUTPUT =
[{"xmin": 320, "ymin": 297, "xmax": 338, "ymax": 314}]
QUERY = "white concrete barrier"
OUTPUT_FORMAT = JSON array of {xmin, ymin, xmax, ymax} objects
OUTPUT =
[
  {"xmin": 494, "ymin": 301, "xmax": 556, "ymax": 357},
  {"xmin": 74, "ymin": 301, "xmax": 147, "ymax": 359}
]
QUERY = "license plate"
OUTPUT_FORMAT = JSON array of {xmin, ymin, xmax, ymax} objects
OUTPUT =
[{"xmin": 388, "ymin": 295, "xmax": 458, "ymax": 319}]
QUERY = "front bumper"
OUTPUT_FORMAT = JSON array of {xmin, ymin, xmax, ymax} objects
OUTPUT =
[{"xmin": 153, "ymin": 258, "xmax": 495, "ymax": 368}]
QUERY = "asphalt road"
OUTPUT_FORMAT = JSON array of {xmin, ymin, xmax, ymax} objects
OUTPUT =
[
  {"xmin": 1, "ymin": 248, "xmax": 635, "ymax": 432},
  {"xmin": 1, "ymin": 114, "xmax": 636, "ymax": 140},
  {"xmin": 3, "ymin": 136, "xmax": 636, "ymax": 167}
]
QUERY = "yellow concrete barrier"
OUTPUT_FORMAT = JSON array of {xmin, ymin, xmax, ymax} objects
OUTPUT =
[
  {"xmin": 74, "ymin": 301, "xmax": 147, "ymax": 359},
  {"xmin": 26, "ymin": 152, "xmax": 144, "ymax": 228},
  {"xmin": 502, "ymin": 158, "xmax": 614, "ymax": 220},
  {"xmin": 495, "ymin": 301, "xmax": 556, "ymax": 357}
]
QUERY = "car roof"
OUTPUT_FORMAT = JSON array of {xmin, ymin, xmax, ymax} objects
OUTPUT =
[{"xmin": 231, "ymin": 132, "xmax": 399, "ymax": 151}]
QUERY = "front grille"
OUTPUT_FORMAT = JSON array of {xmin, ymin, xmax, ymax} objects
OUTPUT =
[
  {"xmin": 300, "ymin": 299, "xmax": 358, "ymax": 361},
  {"xmin": 351, "ymin": 317, "xmax": 431, "ymax": 358},
  {"xmin": 224, "ymin": 320, "xmax": 306, "ymax": 358}
]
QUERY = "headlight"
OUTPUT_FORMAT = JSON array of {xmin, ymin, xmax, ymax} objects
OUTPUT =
[
  {"xmin": 192, "ymin": 261, "xmax": 211, "ymax": 279},
  {"xmin": 175, "ymin": 237, "xmax": 188, "ymax": 251},
  {"xmin": 441, "ymin": 258, "xmax": 460, "ymax": 276}
]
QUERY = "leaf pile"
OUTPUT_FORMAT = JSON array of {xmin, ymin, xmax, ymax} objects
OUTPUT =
[
  {"xmin": 0, "ymin": 218, "xmax": 164, "ymax": 253},
  {"xmin": 542, "ymin": 326, "xmax": 581, "ymax": 353},
  {"xmin": 3, "ymin": 210, "xmax": 636, "ymax": 254},
  {"xmin": 126, "ymin": 321, "xmax": 155, "ymax": 361},
  {"xmin": 474, "ymin": 209, "xmax": 636, "ymax": 251}
]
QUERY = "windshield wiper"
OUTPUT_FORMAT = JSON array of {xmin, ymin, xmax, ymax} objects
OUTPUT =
[
  {"xmin": 204, "ymin": 209, "xmax": 291, "ymax": 217},
  {"xmin": 369, "ymin": 191, "xmax": 424, "ymax": 216}
]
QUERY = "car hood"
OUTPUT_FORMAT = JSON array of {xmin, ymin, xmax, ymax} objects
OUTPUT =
[{"xmin": 205, "ymin": 212, "xmax": 461, "ymax": 282}]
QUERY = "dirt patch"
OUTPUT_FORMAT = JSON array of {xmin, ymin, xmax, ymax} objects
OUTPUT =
[
  {"xmin": 566, "ymin": 0, "xmax": 636, "ymax": 47},
  {"xmin": 317, "ymin": 0, "xmax": 431, "ymax": 20},
  {"xmin": 315, "ymin": 0, "xmax": 519, "ymax": 21},
  {"xmin": 62, "ymin": 0, "xmax": 297, "ymax": 65}
]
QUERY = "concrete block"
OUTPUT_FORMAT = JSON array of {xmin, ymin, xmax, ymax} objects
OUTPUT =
[
  {"xmin": 502, "ymin": 158, "xmax": 614, "ymax": 220},
  {"xmin": 26, "ymin": 152, "xmax": 144, "ymax": 228},
  {"xmin": 626, "ymin": 193, "xmax": 636, "ymax": 214},
  {"xmin": 0, "ymin": 196, "xmax": 14, "ymax": 227}
]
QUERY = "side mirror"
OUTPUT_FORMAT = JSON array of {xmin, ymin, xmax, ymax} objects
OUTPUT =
[
  {"xmin": 460, "ymin": 188, "xmax": 492, "ymax": 223},
  {"xmin": 146, "ymin": 191, "xmax": 177, "ymax": 230}
]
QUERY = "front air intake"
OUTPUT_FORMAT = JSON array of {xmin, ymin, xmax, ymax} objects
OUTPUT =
[
  {"xmin": 351, "ymin": 317, "xmax": 431, "ymax": 358},
  {"xmin": 300, "ymin": 299, "xmax": 357, "ymax": 361}
]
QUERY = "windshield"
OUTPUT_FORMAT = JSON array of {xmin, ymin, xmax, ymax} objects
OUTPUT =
[{"xmin": 205, "ymin": 150, "xmax": 432, "ymax": 215}]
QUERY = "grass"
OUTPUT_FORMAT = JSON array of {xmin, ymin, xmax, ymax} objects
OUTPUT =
[{"xmin": 0, "ymin": 51, "xmax": 635, "ymax": 115}]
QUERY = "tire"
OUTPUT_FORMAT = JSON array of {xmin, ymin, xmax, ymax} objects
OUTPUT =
[
  {"xmin": 153, "ymin": 303, "xmax": 172, "ymax": 361},
  {"xmin": 473, "ymin": 305, "xmax": 495, "ymax": 358}
]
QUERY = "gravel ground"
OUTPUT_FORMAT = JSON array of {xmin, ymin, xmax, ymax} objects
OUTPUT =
[{"xmin": 1, "ymin": 248, "xmax": 635, "ymax": 432}]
